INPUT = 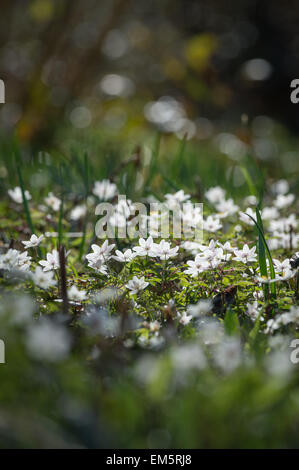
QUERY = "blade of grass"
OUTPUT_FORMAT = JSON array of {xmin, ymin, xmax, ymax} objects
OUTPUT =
[
  {"xmin": 245, "ymin": 211, "xmax": 276, "ymax": 298},
  {"xmin": 240, "ymin": 165, "xmax": 257, "ymax": 197},
  {"xmin": 255, "ymin": 207, "xmax": 269, "ymax": 299},
  {"xmin": 79, "ymin": 153, "xmax": 89, "ymax": 261}
]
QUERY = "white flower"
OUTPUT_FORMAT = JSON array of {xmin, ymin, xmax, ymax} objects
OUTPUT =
[
  {"xmin": 8, "ymin": 186, "xmax": 31, "ymax": 204},
  {"xmin": 246, "ymin": 301, "xmax": 262, "ymax": 321},
  {"xmin": 31, "ymin": 266, "xmax": 57, "ymax": 289},
  {"xmin": 271, "ymin": 179, "xmax": 289, "ymax": 195},
  {"xmin": 215, "ymin": 198, "xmax": 239, "ymax": 218},
  {"xmin": 178, "ymin": 311, "xmax": 193, "ymax": 325},
  {"xmin": 239, "ymin": 208, "xmax": 255, "ymax": 225},
  {"xmin": 273, "ymin": 258, "xmax": 291, "ymax": 274},
  {"xmin": 261, "ymin": 206, "xmax": 279, "ymax": 220},
  {"xmin": 26, "ymin": 319, "xmax": 71, "ymax": 362},
  {"xmin": 45, "ymin": 192, "xmax": 61, "ymax": 211},
  {"xmin": 274, "ymin": 193, "xmax": 295, "ymax": 209},
  {"xmin": 22, "ymin": 234, "xmax": 44, "ymax": 249},
  {"xmin": 257, "ymin": 268, "xmax": 296, "ymax": 284},
  {"xmin": 39, "ymin": 249, "xmax": 59, "ymax": 272},
  {"xmin": 203, "ymin": 215, "xmax": 222, "ymax": 232},
  {"xmin": 152, "ymin": 240, "xmax": 179, "ymax": 261},
  {"xmin": 133, "ymin": 236, "xmax": 157, "ymax": 257},
  {"xmin": 171, "ymin": 343, "xmax": 206, "ymax": 371},
  {"xmin": 86, "ymin": 241, "xmax": 115, "ymax": 270},
  {"xmin": 187, "ymin": 300, "xmax": 212, "ymax": 317},
  {"xmin": 68, "ymin": 285, "xmax": 87, "ymax": 302},
  {"xmin": 214, "ymin": 338, "xmax": 242, "ymax": 373},
  {"xmin": 244, "ymin": 195, "xmax": 257, "ymax": 206},
  {"xmin": 125, "ymin": 276, "xmax": 149, "ymax": 295},
  {"xmin": 149, "ymin": 320, "xmax": 161, "ymax": 332},
  {"xmin": 165, "ymin": 190, "xmax": 190, "ymax": 209},
  {"xmin": 0, "ymin": 249, "xmax": 31, "ymax": 271},
  {"xmin": 70, "ymin": 205, "xmax": 86, "ymax": 221},
  {"xmin": 265, "ymin": 350, "xmax": 293, "ymax": 378},
  {"xmin": 205, "ymin": 186, "xmax": 226, "ymax": 204},
  {"xmin": 112, "ymin": 248, "xmax": 136, "ymax": 263},
  {"xmin": 93, "ymin": 179, "xmax": 117, "ymax": 200},
  {"xmin": 184, "ymin": 254, "xmax": 210, "ymax": 277},
  {"xmin": 233, "ymin": 244, "xmax": 257, "ymax": 263}
]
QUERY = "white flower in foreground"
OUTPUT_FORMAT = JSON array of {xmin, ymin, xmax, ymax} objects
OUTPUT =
[
  {"xmin": 178, "ymin": 311, "xmax": 192, "ymax": 326},
  {"xmin": 171, "ymin": 343, "xmax": 206, "ymax": 371},
  {"xmin": 112, "ymin": 248, "xmax": 136, "ymax": 263},
  {"xmin": 39, "ymin": 249, "xmax": 59, "ymax": 272},
  {"xmin": 93, "ymin": 179, "xmax": 117, "ymax": 200},
  {"xmin": 26, "ymin": 319, "xmax": 71, "ymax": 362},
  {"xmin": 126, "ymin": 276, "xmax": 149, "ymax": 295},
  {"xmin": 68, "ymin": 285, "xmax": 87, "ymax": 302},
  {"xmin": 203, "ymin": 215, "xmax": 222, "ymax": 232},
  {"xmin": 31, "ymin": 266, "xmax": 57, "ymax": 289},
  {"xmin": 265, "ymin": 350, "xmax": 293, "ymax": 378},
  {"xmin": 45, "ymin": 192, "xmax": 61, "ymax": 211},
  {"xmin": 274, "ymin": 193, "xmax": 295, "ymax": 209},
  {"xmin": 133, "ymin": 236, "xmax": 157, "ymax": 257},
  {"xmin": 233, "ymin": 244, "xmax": 257, "ymax": 263},
  {"xmin": 70, "ymin": 204, "xmax": 86, "ymax": 221},
  {"xmin": 153, "ymin": 240, "xmax": 179, "ymax": 261},
  {"xmin": 214, "ymin": 338, "xmax": 242, "ymax": 373},
  {"xmin": 22, "ymin": 234, "xmax": 44, "ymax": 249},
  {"xmin": 8, "ymin": 186, "xmax": 31, "ymax": 204},
  {"xmin": 187, "ymin": 299, "xmax": 212, "ymax": 317},
  {"xmin": 205, "ymin": 186, "xmax": 226, "ymax": 205}
]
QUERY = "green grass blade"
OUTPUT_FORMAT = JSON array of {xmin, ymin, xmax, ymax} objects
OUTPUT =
[
  {"xmin": 16, "ymin": 158, "xmax": 35, "ymax": 234},
  {"xmin": 240, "ymin": 165, "xmax": 256, "ymax": 197},
  {"xmin": 245, "ymin": 211, "xmax": 276, "ymax": 298},
  {"xmin": 255, "ymin": 207, "xmax": 269, "ymax": 299},
  {"xmin": 79, "ymin": 153, "xmax": 89, "ymax": 260}
]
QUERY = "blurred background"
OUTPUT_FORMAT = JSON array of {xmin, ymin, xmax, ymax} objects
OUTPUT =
[{"xmin": 0, "ymin": 0, "xmax": 299, "ymax": 151}]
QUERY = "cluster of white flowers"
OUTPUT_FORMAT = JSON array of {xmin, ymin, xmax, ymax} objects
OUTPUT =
[
  {"xmin": 86, "ymin": 240, "xmax": 115, "ymax": 273},
  {"xmin": 266, "ymin": 306, "xmax": 299, "ymax": 333},
  {"xmin": 0, "ymin": 248, "xmax": 31, "ymax": 272},
  {"xmin": 184, "ymin": 239, "xmax": 232, "ymax": 277}
]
